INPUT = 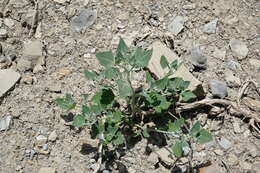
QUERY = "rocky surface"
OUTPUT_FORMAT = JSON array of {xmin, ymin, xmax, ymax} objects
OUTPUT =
[{"xmin": 0, "ymin": 0, "xmax": 259, "ymax": 173}]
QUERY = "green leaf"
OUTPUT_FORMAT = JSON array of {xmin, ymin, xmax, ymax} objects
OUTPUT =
[
  {"xmin": 96, "ymin": 51, "xmax": 114, "ymax": 68},
  {"xmin": 180, "ymin": 90, "xmax": 196, "ymax": 102},
  {"xmin": 146, "ymin": 92, "xmax": 171, "ymax": 113},
  {"xmin": 91, "ymin": 122, "xmax": 105, "ymax": 139},
  {"xmin": 152, "ymin": 77, "xmax": 169, "ymax": 90},
  {"xmin": 196, "ymin": 129, "xmax": 213, "ymax": 144},
  {"xmin": 115, "ymin": 38, "xmax": 129, "ymax": 63},
  {"xmin": 113, "ymin": 132, "xmax": 124, "ymax": 145},
  {"xmin": 168, "ymin": 118, "xmax": 185, "ymax": 132},
  {"xmin": 111, "ymin": 111, "xmax": 122, "ymax": 123},
  {"xmin": 160, "ymin": 55, "xmax": 169, "ymax": 69},
  {"xmin": 134, "ymin": 48, "xmax": 153, "ymax": 68},
  {"xmin": 55, "ymin": 94, "xmax": 76, "ymax": 111},
  {"xmin": 171, "ymin": 141, "xmax": 183, "ymax": 158},
  {"xmin": 168, "ymin": 77, "xmax": 190, "ymax": 91},
  {"xmin": 84, "ymin": 70, "xmax": 98, "ymax": 80},
  {"xmin": 146, "ymin": 71, "xmax": 154, "ymax": 84},
  {"xmin": 191, "ymin": 121, "xmax": 201, "ymax": 136},
  {"xmin": 170, "ymin": 59, "xmax": 183, "ymax": 70},
  {"xmin": 72, "ymin": 114, "xmax": 85, "ymax": 128},
  {"xmin": 82, "ymin": 94, "xmax": 89, "ymax": 104},
  {"xmin": 142, "ymin": 128, "xmax": 150, "ymax": 138},
  {"xmin": 91, "ymin": 88, "xmax": 115, "ymax": 108},
  {"xmin": 116, "ymin": 80, "xmax": 132, "ymax": 98},
  {"xmin": 82, "ymin": 105, "xmax": 91, "ymax": 115},
  {"xmin": 103, "ymin": 67, "xmax": 120, "ymax": 80}
]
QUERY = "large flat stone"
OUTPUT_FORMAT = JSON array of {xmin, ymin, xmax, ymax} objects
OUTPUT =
[
  {"xmin": 0, "ymin": 69, "xmax": 21, "ymax": 97},
  {"xmin": 148, "ymin": 41, "xmax": 205, "ymax": 97}
]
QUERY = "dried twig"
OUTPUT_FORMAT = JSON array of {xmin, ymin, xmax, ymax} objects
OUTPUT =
[
  {"xmin": 176, "ymin": 98, "xmax": 260, "ymax": 123},
  {"xmin": 93, "ymin": 141, "xmax": 103, "ymax": 173},
  {"xmin": 29, "ymin": 0, "xmax": 38, "ymax": 37}
]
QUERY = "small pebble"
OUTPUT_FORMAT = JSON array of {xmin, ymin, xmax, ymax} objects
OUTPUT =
[
  {"xmin": 191, "ymin": 47, "xmax": 207, "ymax": 69},
  {"xmin": 218, "ymin": 137, "xmax": 232, "ymax": 150},
  {"xmin": 0, "ymin": 28, "xmax": 8, "ymax": 39},
  {"xmin": 203, "ymin": 19, "xmax": 218, "ymax": 34},
  {"xmin": 168, "ymin": 16, "xmax": 185, "ymax": 36},
  {"xmin": 229, "ymin": 39, "xmax": 248, "ymax": 60},
  {"xmin": 209, "ymin": 80, "xmax": 228, "ymax": 98},
  {"xmin": 42, "ymin": 144, "xmax": 48, "ymax": 151}
]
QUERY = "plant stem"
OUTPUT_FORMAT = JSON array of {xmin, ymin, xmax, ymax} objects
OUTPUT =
[{"xmin": 126, "ymin": 67, "xmax": 136, "ymax": 116}]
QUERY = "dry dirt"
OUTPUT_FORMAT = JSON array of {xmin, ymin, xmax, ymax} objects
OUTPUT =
[{"xmin": 0, "ymin": 0, "xmax": 260, "ymax": 173}]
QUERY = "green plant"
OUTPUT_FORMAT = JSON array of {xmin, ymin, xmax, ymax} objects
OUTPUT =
[{"xmin": 55, "ymin": 38, "xmax": 212, "ymax": 171}]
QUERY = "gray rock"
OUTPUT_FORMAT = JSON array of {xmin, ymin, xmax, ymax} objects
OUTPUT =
[
  {"xmin": 229, "ymin": 39, "xmax": 248, "ymax": 60},
  {"xmin": 4, "ymin": 18, "xmax": 15, "ymax": 28},
  {"xmin": 29, "ymin": 149, "xmax": 36, "ymax": 160},
  {"xmin": 209, "ymin": 80, "xmax": 228, "ymax": 98},
  {"xmin": 0, "ymin": 28, "xmax": 8, "ymax": 39},
  {"xmin": 218, "ymin": 137, "xmax": 232, "ymax": 150},
  {"xmin": 71, "ymin": 9, "xmax": 97, "ymax": 32},
  {"xmin": 203, "ymin": 19, "xmax": 218, "ymax": 34},
  {"xmin": 42, "ymin": 144, "xmax": 49, "ymax": 151},
  {"xmin": 39, "ymin": 167, "xmax": 56, "ymax": 173},
  {"xmin": 0, "ymin": 69, "xmax": 21, "ymax": 98},
  {"xmin": 168, "ymin": 16, "xmax": 185, "ymax": 36},
  {"xmin": 191, "ymin": 47, "xmax": 207, "ymax": 68},
  {"xmin": 0, "ymin": 115, "xmax": 12, "ymax": 131},
  {"xmin": 226, "ymin": 60, "xmax": 241, "ymax": 70}
]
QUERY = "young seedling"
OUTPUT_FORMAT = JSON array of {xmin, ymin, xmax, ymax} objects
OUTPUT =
[{"xmin": 55, "ymin": 38, "xmax": 212, "ymax": 172}]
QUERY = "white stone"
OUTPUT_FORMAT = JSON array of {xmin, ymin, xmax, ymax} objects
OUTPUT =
[
  {"xmin": 0, "ymin": 28, "xmax": 8, "ymax": 39},
  {"xmin": 0, "ymin": 115, "xmax": 12, "ymax": 131},
  {"xmin": 168, "ymin": 16, "xmax": 186, "ymax": 36},
  {"xmin": 36, "ymin": 135, "xmax": 48, "ymax": 145},
  {"xmin": 48, "ymin": 130, "xmax": 58, "ymax": 141},
  {"xmin": 229, "ymin": 39, "xmax": 248, "ymax": 60},
  {"xmin": 0, "ymin": 69, "xmax": 21, "ymax": 97},
  {"xmin": 218, "ymin": 137, "xmax": 232, "ymax": 150},
  {"xmin": 203, "ymin": 19, "xmax": 218, "ymax": 34}
]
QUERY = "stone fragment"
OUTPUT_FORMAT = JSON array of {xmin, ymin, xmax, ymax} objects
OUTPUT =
[
  {"xmin": 191, "ymin": 47, "xmax": 207, "ymax": 69},
  {"xmin": 155, "ymin": 147, "xmax": 175, "ymax": 164},
  {"xmin": 70, "ymin": 9, "xmax": 97, "ymax": 32},
  {"xmin": 4, "ymin": 18, "xmax": 15, "ymax": 28},
  {"xmin": 228, "ymin": 153, "xmax": 239, "ymax": 165},
  {"xmin": 0, "ymin": 115, "xmax": 12, "ymax": 131},
  {"xmin": 168, "ymin": 16, "xmax": 185, "ymax": 35},
  {"xmin": 225, "ymin": 70, "xmax": 241, "ymax": 87},
  {"xmin": 229, "ymin": 39, "xmax": 248, "ymax": 60},
  {"xmin": 213, "ymin": 47, "xmax": 226, "ymax": 60},
  {"xmin": 36, "ymin": 135, "xmax": 48, "ymax": 146},
  {"xmin": 0, "ymin": 28, "xmax": 8, "ymax": 39},
  {"xmin": 209, "ymin": 80, "xmax": 228, "ymax": 98},
  {"xmin": 23, "ymin": 40, "xmax": 42, "ymax": 57},
  {"xmin": 226, "ymin": 60, "xmax": 241, "ymax": 71},
  {"xmin": 249, "ymin": 58, "xmax": 260, "ymax": 69},
  {"xmin": 147, "ymin": 152, "xmax": 158, "ymax": 164},
  {"xmin": 17, "ymin": 59, "xmax": 32, "ymax": 72},
  {"xmin": 218, "ymin": 137, "xmax": 232, "ymax": 150},
  {"xmin": 48, "ymin": 130, "xmax": 58, "ymax": 141},
  {"xmin": 183, "ymin": 4, "xmax": 196, "ymax": 10},
  {"xmin": 148, "ymin": 41, "xmax": 205, "ymax": 97},
  {"xmin": 38, "ymin": 167, "xmax": 56, "ymax": 173},
  {"xmin": 0, "ymin": 69, "xmax": 21, "ymax": 97},
  {"xmin": 203, "ymin": 19, "xmax": 218, "ymax": 34}
]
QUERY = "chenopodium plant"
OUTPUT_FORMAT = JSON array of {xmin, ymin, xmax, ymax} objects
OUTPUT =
[{"xmin": 55, "ymin": 38, "xmax": 212, "ymax": 160}]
